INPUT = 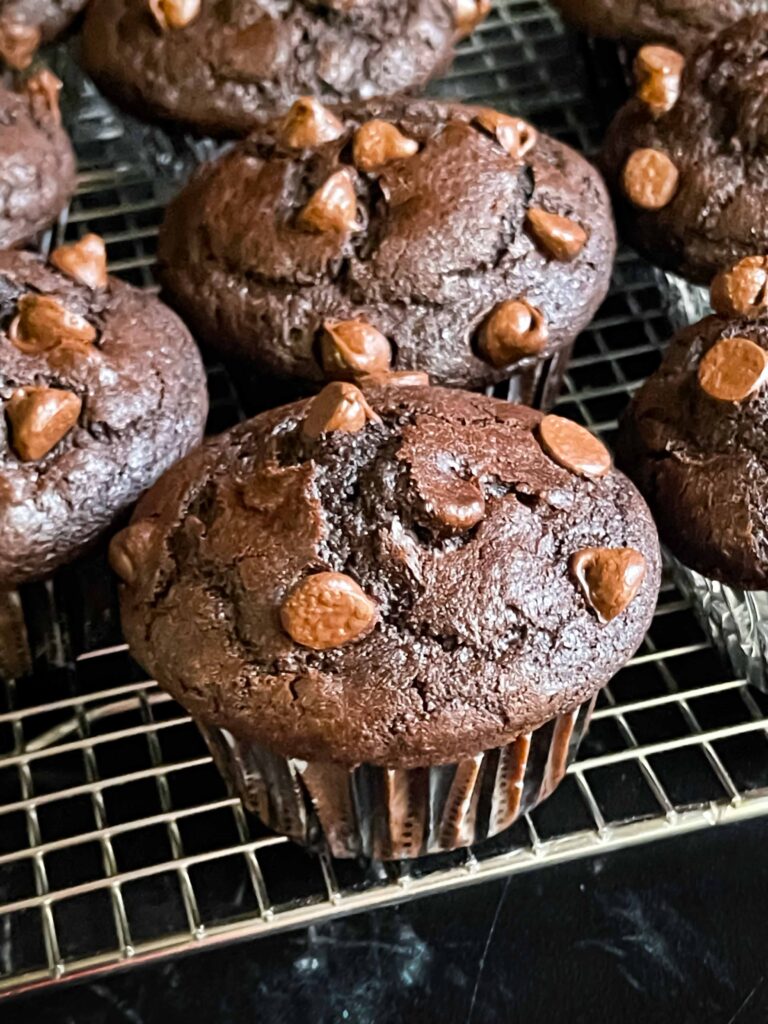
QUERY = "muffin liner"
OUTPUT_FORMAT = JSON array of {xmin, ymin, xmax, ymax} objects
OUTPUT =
[
  {"xmin": 671, "ymin": 557, "xmax": 768, "ymax": 693},
  {"xmin": 198, "ymin": 696, "xmax": 595, "ymax": 860},
  {"xmin": 488, "ymin": 341, "xmax": 575, "ymax": 410}
]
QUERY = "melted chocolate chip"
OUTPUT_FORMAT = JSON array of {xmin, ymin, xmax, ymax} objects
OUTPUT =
[
  {"xmin": 279, "ymin": 97, "xmax": 344, "ymax": 149},
  {"xmin": 6, "ymin": 386, "xmax": 81, "ymax": 461},
  {"xmin": 9, "ymin": 294, "xmax": 96, "ymax": 354},
  {"xmin": 453, "ymin": 0, "xmax": 491, "ymax": 37},
  {"xmin": 51, "ymin": 234, "xmax": 108, "ymax": 291},
  {"xmin": 538, "ymin": 415, "xmax": 612, "ymax": 479},
  {"xmin": 280, "ymin": 571, "xmax": 378, "ymax": 650},
  {"xmin": 474, "ymin": 109, "xmax": 537, "ymax": 161},
  {"xmin": 710, "ymin": 257, "xmax": 768, "ymax": 319},
  {"xmin": 109, "ymin": 521, "xmax": 157, "ymax": 585},
  {"xmin": 321, "ymin": 319, "xmax": 392, "ymax": 379},
  {"xmin": 302, "ymin": 381, "xmax": 379, "ymax": 438},
  {"xmin": 570, "ymin": 547, "xmax": 647, "ymax": 623},
  {"xmin": 24, "ymin": 69, "xmax": 63, "ymax": 128},
  {"xmin": 358, "ymin": 369, "xmax": 430, "ymax": 388},
  {"xmin": 698, "ymin": 337, "xmax": 768, "ymax": 402},
  {"xmin": 149, "ymin": 0, "xmax": 200, "ymax": 30},
  {"xmin": 479, "ymin": 299, "xmax": 548, "ymax": 367},
  {"xmin": 527, "ymin": 208, "xmax": 587, "ymax": 262},
  {"xmin": 297, "ymin": 169, "xmax": 359, "ymax": 234},
  {"xmin": 353, "ymin": 119, "xmax": 419, "ymax": 173},
  {"xmin": 0, "ymin": 21, "xmax": 40, "ymax": 70},
  {"xmin": 634, "ymin": 45, "xmax": 685, "ymax": 117},
  {"xmin": 622, "ymin": 148, "xmax": 679, "ymax": 210}
]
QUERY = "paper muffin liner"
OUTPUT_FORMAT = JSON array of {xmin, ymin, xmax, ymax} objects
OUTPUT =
[
  {"xmin": 198, "ymin": 696, "xmax": 595, "ymax": 860},
  {"xmin": 671, "ymin": 558, "xmax": 768, "ymax": 693}
]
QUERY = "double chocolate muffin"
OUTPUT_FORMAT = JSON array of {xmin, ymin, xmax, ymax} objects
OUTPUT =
[
  {"xmin": 0, "ymin": 241, "xmax": 208, "ymax": 585},
  {"xmin": 550, "ymin": 0, "xmax": 766, "ymax": 49},
  {"xmin": 159, "ymin": 96, "xmax": 616, "ymax": 404},
  {"xmin": 113, "ymin": 382, "xmax": 660, "ymax": 857},
  {"xmin": 617, "ymin": 257, "xmax": 768, "ymax": 688},
  {"xmin": 81, "ymin": 0, "xmax": 489, "ymax": 137},
  {"xmin": 0, "ymin": 0, "xmax": 88, "ymax": 68},
  {"xmin": 0, "ymin": 70, "xmax": 75, "ymax": 249},
  {"xmin": 602, "ymin": 17, "xmax": 768, "ymax": 284}
]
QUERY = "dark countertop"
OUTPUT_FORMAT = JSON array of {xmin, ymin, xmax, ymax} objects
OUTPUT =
[{"xmin": 4, "ymin": 818, "xmax": 767, "ymax": 1024}]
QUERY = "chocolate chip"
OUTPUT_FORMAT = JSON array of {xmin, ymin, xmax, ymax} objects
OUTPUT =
[
  {"xmin": 51, "ymin": 234, "xmax": 108, "ymax": 291},
  {"xmin": 149, "ymin": 0, "xmax": 200, "ymax": 29},
  {"xmin": 279, "ymin": 97, "xmax": 344, "ymax": 149},
  {"xmin": 297, "ymin": 169, "xmax": 359, "ymax": 235},
  {"xmin": 622, "ymin": 148, "xmax": 679, "ymax": 210},
  {"xmin": 24, "ymin": 69, "xmax": 63, "ymax": 127},
  {"xmin": 474, "ymin": 109, "xmax": 537, "ymax": 161},
  {"xmin": 302, "ymin": 381, "xmax": 379, "ymax": 439},
  {"xmin": 538, "ymin": 415, "xmax": 612, "ymax": 480},
  {"xmin": 280, "ymin": 571, "xmax": 378, "ymax": 650},
  {"xmin": 634, "ymin": 44, "xmax": 685, "ymax": 117},
  {"xmin": 698, "ymin": 337, "xmax": 768, "ymax": 402},
  {"xmin": 358, "ymin": 369, "xmax": 430, "ymax": 388},
  {"xmin": 321, "ymin": 319, "xmax": 392, "ymax": 379},
  {"xmin": 0, "ymin": 21, "xmax": 40, "ymax": 70},
  {"xmin": 6, "ymin": 386, "xmax": 81, "ymax": 461},
  {"xmin": 526, "ymin": 208, "xmax": 587, "ymax": 262},
  {"xmin": 422, "ymin": 473, "xmax": 486, "ymax": 533},
  {"xmin": 9, "ymin": 294, "xmax": 97, "ymax": 354},
  {"xmin": 479, "ymin": 299, "xmax": 548, "ymax": 367},
  {"xmin": 453, "ymin": 0, "xmax": 491, "ymax": 37},
  {"xmin": 570, "ymin": 547, "xmax": 647, "ymax": 623},
  {"xmin": 353, "ymin": 119, "xmax": 420, "ymax": 173},
  {"xmin": 109, "ymin": 521, "xmax": 157, "ymax": 585},
  {"xmin": 711, "ymin": 257, "xmax": 768, "ymax": 319}
]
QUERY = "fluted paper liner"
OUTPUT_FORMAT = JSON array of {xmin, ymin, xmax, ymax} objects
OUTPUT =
[
  {"xmin": 200, "ymin": 697, "xmax": 595, "ymax": 860},
  {"xmin": 672, "ymin": 558, "xmax": 768, "ymax": 693}
]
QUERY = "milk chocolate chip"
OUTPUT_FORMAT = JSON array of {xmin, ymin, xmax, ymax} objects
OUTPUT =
[
  {"xmin": 622, "ymin": 148, "xmax": 679, "ymax": 210},
  {"xmin": 353, "ymin": 120, "xmax": 419, "ymax": 173},
  {"xmin": 302, "ymin": 381, "xmax": 379, "ymax": 439},
  {"xmin": 422, "ymin": 473, "xmax": 486, "ymax": 533},
  {"xmin": 570, "ymin": 547, "xmax": 647, "ymax": 623},
  {"xmin": 711, "ymin": 257, "xmax": 768, "ymax": 319},
  {"xmin": 280, "ymin": 571, "xmax": 378, "ymax": 650},
  {"xmin": 479, "ymin": 299, "xmax": 548, "ymax": 367},
  {"xmin": 359, "ymin": 369, "xmax": 430, "ymax": 388},
  {"xmin": 538, "ymin": 415, "xmax": 612, "ymax": 479},
  {"xmin": 9, "ymin": 295, "xmax": 96, "ymax": 354},
  {"xmin": 698, "ymin": 337, "xmax": 768, "ymax": 402},
  {"xmin": 453, "ymin": 0, "xmax": 490, "ymax": 37},
  {"xmin": 149, "ymin": 0, "xmax": 200, "ymax": 29},
  {"xmin": 474, "ymin": 110, "xmax": 537, "ymax": 161},
  {"xmin": 279, "ymin": 97, "xmax": 344, "ymax": 149},
  {"xmin": 0, "ymin": 20, "xmax": 40, "ymax": 69},
  {"xmin": 51, "ymin": 234, "xmax": 108, "ymax": 290},
  {"xmin": 297, "ymin": 169, "xmax": 358, "ymax": 234},
  {"xmin": 6, "ymin": 386, "xmax": 81, "ymax": 461},
  {"xmin": 527, "ymin": 208, "xmax": 587, "ymax": 262},
  {"xmin": 321, "ymin": 320, "xmax": 392, "ymax": 378},
  {"xmin": 24, "ymin": 69, "xmax": 63, "ymax": 127},
  {"xmin": 109, "ymin": 521, "xmax": 157, "ymax": 585},
  {"xmin": 634, "ymin": 45, "xmax": 685, "ymax": 117}
]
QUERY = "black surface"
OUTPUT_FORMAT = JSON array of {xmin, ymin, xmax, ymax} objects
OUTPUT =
[{"xmin": 4, "ymin": 819, "xmax": 768, "ymax": 1023}]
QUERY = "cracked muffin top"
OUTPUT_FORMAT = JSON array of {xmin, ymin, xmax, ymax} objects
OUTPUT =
[
  {"xmin": 113, "ymin": 382, "xmax": 660, "ymax": 768},
  {"xmin": 158, "ymin": 95, "xmax": 616, "ymax": 392},
  {"xmin": 602, "ymin": 17, "xmax": 768, "ymax": 284},
  {"xmin": 550, "ymin": 0, "xmax": 766, "ymax": 50},
  {"xmin": 0, "ymin": 244, "xmax": 208, "ymax": 585},
  {"xmin": 617, "ymin": 257, "xmax": 768, "ymax": 590},
  {"xmin": 0, "ymin": 71, "xmax": 75, "ymax": 249},
  {"xmin": 81, "ymin": 0, "xmax": 487, "ymax": 137}
]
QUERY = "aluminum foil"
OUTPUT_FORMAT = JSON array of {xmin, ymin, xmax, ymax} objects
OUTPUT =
[
  {"xmin": 671, "ymin": 558, "xmax": 768, "ymax": 693},
  {"xmin": 199, "ymin": 697, "xmax": 595, "ymax": 860}
]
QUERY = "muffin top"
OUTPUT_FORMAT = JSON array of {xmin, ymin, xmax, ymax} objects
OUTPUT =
[
  {"xmin": 0, "ymin": 70, "xmax": 76, "ymax": 249},
  {"xmin": 617, "ymin": 257, "xmax": 768, "ymax": 590},
  {"xmin": 81, "ymin": 0, "xmax": 481, "ymax": 137},
  {"xmin": 602, "ymin": 17, "xmax": 768, "ymax": 283},
  {"xmin": 550, "ymin": 0, "xmax": 764, "ymax": 50},
  {"xmin": 159, "ymin": 95, "xmax": 616, "ymax": 390},
  {"xmin": 114, "ymin": 383, "xmax": 660, "ymax": 768},
  {"xmin": 0, "ymin": 244, "xmax": 208, "ymax": 585},
  {"xmin": 0, "ymin": 0, "xmax": 88, "ymax": 67}
]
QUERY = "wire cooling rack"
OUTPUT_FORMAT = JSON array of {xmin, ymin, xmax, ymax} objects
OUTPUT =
[{"xmin": 4, "ymin": 0, "xmax": 768, "ymax": 1000}]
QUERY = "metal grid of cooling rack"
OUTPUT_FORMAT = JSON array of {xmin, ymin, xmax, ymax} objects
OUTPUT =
[{"xmin": 3, "ymin": 0, "xmax": 768, "ymax": 999}]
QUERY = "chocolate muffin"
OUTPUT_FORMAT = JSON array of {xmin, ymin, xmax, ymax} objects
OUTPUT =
[
  {"xmin": 81, "ymin": 0, "xmax": 489, "ymax": 138},
  {"xmin": 550, "ymin": 0, "xmax": 765, "ymax": 50},
  {"xmin": 112, "ymin": 382, "xmax": 660, "ymax": 857},
  {"xmin": 0, "ymin": 70, "xmax": 75, "ymax": 249},
  {"xmin": 602, "ymin": 18, "xmax": 768, "ymax": 284},
  {"xmin": 616, "ymin": 257, "xmax": 768, "ymax": 688},
  {"xmin": 158, "ymin": 96, "xmax": 616, "ymax": 404},
  {"xmin": 0, "ymin": 0, "xmax": 88, "ymax": 68},
  {"xmin": 0, "ymin": 241, "xmax": 208, "ymax": 586}
]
